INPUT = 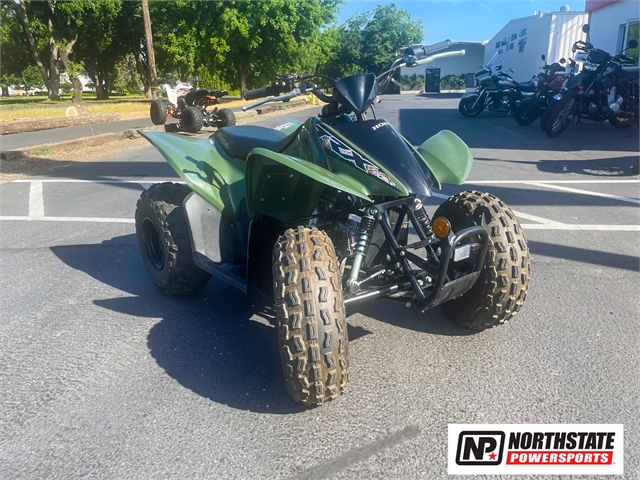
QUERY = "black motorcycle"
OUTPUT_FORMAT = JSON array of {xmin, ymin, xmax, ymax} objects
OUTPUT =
[
  {"xmin": 546, "ymin": 24, "xmax": 639, "ymax": 138},
  {"xmin": 459, "ymin": 52, "xmax": 537, "ymax": 117},
  {"xmin": 514, "ymin": 55, "xmax": 574, "ymax": 126}
]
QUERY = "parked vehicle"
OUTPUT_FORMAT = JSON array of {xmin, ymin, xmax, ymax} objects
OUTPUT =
[
  {"xmin": 150, "ymin": 83, "xmax": 236, "ymax": 133},
  {"xmin": 135, "ymin": 45, "xmax": 530, "ymax": 406},
  {"xmin": 459, "ymin": 52, "xmax": 537, "ymax": 117},
  {"xmin": 546, "ymin": 25, "xmax": 639, "ymax": 138},
  {"xmin": 514, "ymin": 55, "xmax": 574, "ymax": 126}
]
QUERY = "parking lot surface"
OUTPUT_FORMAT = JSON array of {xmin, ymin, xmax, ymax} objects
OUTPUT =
[{"xmin": 1, "ymin": 96, "xmax": 638, "ymax": 479}]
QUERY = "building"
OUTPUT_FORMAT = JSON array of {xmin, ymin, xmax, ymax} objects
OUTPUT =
[
  {"xmin": 401, "ymin": 41, "xmax": 487, "ymax": 90},
  {"xmin": 484, "ymin": 9, "xmax": 589, "ymax": 82},
  {"xmin": 586, "ymin": 0, "xmax": 639, "ymax": 64}
]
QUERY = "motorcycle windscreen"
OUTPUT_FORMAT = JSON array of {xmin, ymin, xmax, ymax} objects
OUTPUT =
[
  {"xmin": 330, "ymin": 119, "xmax": 433, "ymax": 197},
  {"xmin": 333, "ymin": 74, "xmax": 379, "ymax": 115}
]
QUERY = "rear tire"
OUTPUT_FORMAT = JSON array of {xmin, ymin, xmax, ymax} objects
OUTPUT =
[
  {"xmin": 181, "ymin": 106, "xmax": 204, "ymax": 133},
  {"xmin": 546, "ymin": 92, "xmax": 579, "ymax": 138},
  {"xmin": 135, "ymin": 183, "xmax": 211, "ymax": 295},
  {"xmin": 273, "ymin": 226, "xmax": 349, "ymax": 406},
  {"xmin": 216, "ymin": 108, "xmax": 236, "ymax": 128},
  {"xmin": 434, "ymin": 191, "xmax": 530, "ymax": 330},
  {"xmin": 539, "ymin": 100, "xmax": 555, "ymax": 130},
  {"xmin": 458, "ymin": 96, "xmax": 485, "ymax": 117},
  {"xmin": 150, "ymin": 99, "xmax": 168, "ymax": 125},
  {"xmin": 608, "ymin": 115, "xmax": 633, "ymax": 129},
  {"xmin": 514, "ymin": 99, "xmax": 538, "ymax": 126}
]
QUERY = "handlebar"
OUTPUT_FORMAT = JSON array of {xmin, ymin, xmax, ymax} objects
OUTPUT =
[{"xmin": 243, "ymin": 85, "xmax": 276, "ymax": 100}]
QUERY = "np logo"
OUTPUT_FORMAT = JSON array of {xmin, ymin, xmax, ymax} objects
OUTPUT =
[{"xmin": 456, "ymin": 431, "xmax": 505, "ymax": 466}]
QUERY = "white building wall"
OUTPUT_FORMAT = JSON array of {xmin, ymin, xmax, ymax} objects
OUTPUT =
[
  {"xmin": 485, "ymin": 12, "xmax": 588, "ymax": 82},
  {"xmin": 589, "ymin": 0, "xmax": 639, "ymax": 54}
]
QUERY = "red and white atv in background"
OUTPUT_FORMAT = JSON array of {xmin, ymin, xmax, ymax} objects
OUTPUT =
[{"xmin": 150, "ymin": 82, "xmax": 236, "ymax": 133}]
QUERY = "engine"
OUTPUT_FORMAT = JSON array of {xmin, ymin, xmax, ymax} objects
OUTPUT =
[{"xmin": 606, "ymin": 87, "xmax": 624, "ymax": 113}]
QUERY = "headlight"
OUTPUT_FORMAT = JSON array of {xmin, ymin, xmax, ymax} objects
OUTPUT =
[{"xmin": 583, "ymin": 62, "xmax": 597, "ymax": 71}]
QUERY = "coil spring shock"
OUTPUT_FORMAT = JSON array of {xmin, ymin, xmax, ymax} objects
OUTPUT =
[
  {"xmin": 347, "ymin": 214, "xmax": 376, "ymax": 290},
  {"xmin": 414, "ymin": 198, "xmax": 435, "ymax": 240}
]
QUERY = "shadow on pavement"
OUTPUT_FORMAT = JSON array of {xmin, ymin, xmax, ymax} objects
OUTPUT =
[
  {"xmin": 49, "ymin": 234, "xmax": 366, "ymax": 414},
  {"xmin": 529, "ymin": 240, "xmax": 640, "ymax": 272},
  {"xmin": 475, "ymin": 154, "xmax": 639, "ymax": 177}
]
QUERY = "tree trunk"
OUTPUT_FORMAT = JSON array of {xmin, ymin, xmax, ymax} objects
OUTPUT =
[
  {"xmin": 238, "ymin": 65, "xmax": 249, "ymax": 97},
  {"xmin": 135, "ymin": 50, "xmax": 151, "ymax": 98},
  {"xmin": 57, "ymin": 31, "xmax": 80, "ymax": 104},
  {"xmin": 2, "ymin": 85, "xmax": 9, "ymax": 97},
  {"xmin": 11, "ymin": 1, "xmax": 52, "ymax": 95},
  {"xmin": 71, "ymin": 77, "xmax": 83, "ymax": 104}
]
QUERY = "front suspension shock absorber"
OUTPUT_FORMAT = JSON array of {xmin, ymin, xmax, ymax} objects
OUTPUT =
[
  {"xmin": 413, "ymin": 198, "xmax": 435, "ymax": 240},
  {"xmin": 346, "ymin": 211, "xmax": 377, "ymax": 291}
]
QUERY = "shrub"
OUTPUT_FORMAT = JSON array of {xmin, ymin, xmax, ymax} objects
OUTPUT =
[{"xmin": 440, "ymin": 74, "xmax": 465, "ymax": 90}]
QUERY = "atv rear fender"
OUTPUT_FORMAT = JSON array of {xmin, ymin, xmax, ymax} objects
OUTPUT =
[
  {"xmin": 415, "ymin": 130, "xmax": 473, "ymax": 188},
  {"xmin": 138, "ymin": 130, "xmax": 246, "ymax": 219},
  {"xmin": 245, "ymin": 148, "xmax": 373, "ymax": 223}
]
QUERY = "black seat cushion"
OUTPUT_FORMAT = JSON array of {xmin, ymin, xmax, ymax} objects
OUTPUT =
[
  {"xmin": 213, "ymin": 126, "xmax": 295, "ymax": 159},
  {"xmin": 515, "ymin": 80, "xmax": 537, "ymax": 92}
]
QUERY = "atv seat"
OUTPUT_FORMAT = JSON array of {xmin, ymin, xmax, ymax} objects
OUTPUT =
[{"xmin": 213, "ymin": 126, "xmax": 296, "ymax": 160}]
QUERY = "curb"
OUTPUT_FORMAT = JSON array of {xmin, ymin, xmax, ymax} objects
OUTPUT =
[
  {"xmin": 0, "ymin": 113, "xmax": 121, "ymax": 135},
  {"xmin": 0, "ymin": 98, "xmax": 312, "ymax": 161}
]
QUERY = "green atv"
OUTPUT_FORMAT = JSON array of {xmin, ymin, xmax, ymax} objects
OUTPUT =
[{"xmin": 135, "ymin": 44, "xmax": 530, "ymax": 406}]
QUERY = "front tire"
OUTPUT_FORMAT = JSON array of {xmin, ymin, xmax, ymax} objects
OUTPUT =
[
  {"xmin": 539, "ymin": 99, "xmax": 556, "ymax": 130},
  {"xmin": 458, "ymin": 96, "xmax": 485, "ymax": 117},
  {"xmin": 181, "ymin": 106, "xmax": 204, "ymax": 133},
  {"xmin": 514, "ymin": 98, "xmax": 538, "ymax": 126},
  {"xmin": 150, "ymin": 99, "xmax": 168, "ymax": 125},
  {"xmin": 135, "ymin": 183, "xmax": 211, "ymax": 295},
  {"xmin": 434, "ymin": 191, "xmax": 530, "ymax": 330},
  {"xmin": 215, "ymin": 108, "xmax": 236, "ymax": 128},
  {"xmin": 273, "ymin": 226, "xmax": 349, "ymax": 406},
  {"xmin": 546, "ymin": 92, "xmax": 579, "ymax": 138}
]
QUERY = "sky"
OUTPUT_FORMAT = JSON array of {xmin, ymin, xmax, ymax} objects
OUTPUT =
[{"xmin": 336, "ymin": 0, "xmax": 588, "ymax": 44}]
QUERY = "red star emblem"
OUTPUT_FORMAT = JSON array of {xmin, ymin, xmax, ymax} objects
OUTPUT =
[{"xmin": 488, "ymin": 452, "xmax": 497, "ymax": 460}]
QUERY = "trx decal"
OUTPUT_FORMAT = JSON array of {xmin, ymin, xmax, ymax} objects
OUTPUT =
[{"xmin": 315, "ymin": 124, "xmax": 396, "ymax": 187}]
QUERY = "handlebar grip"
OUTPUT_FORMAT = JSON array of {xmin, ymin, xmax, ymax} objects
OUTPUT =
[
  {"xmin": 299, "ymin": 73, "xmax": 315, "ymax": 80},
  {"xmin": 243, "ymin": 85, "xmax": 275, "ymax": 100}
]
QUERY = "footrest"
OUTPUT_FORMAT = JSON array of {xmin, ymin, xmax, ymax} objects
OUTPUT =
[{"xmin": 414, "ymin": 271, "xmax": 480, "ymax": 313}]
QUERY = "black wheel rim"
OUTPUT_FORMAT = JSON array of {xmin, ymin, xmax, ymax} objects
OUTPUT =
[
  {"xmin": 142, "ymin": 217, "xmax": 164, "ymax": 270},
  {"xmin": 552, "ymin": 98, "xmax": 574, "ymax": 132}
]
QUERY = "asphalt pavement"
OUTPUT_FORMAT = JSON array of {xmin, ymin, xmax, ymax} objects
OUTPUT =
[{"xmin": 0, "ymin": 96, "xmax": 638, "ymax": 479}]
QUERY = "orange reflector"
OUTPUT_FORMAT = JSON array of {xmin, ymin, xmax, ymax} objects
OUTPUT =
[{"xmin": 432, "ymin": 217, "xmax": 451, "ymax": 238}]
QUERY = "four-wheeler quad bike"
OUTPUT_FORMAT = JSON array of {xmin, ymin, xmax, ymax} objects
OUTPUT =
[
  {"xmin": 150, "ymin": 84, "xmax": 236, "ymax": 133},
  {"xmin": 135, "ymin": 43, "xmax": 530, "ymax": 406}
]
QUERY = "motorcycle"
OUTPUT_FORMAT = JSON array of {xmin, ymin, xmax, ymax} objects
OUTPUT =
[
  {"xmin": 546, "ymin": 24, "xmax": 639, "ymax": 138},
  {"xmin": 150, "ymin": 82, "xmax": 237, "ymax": 133},
  {"xmin": 514, "ymin": 55, "xmax": 574, "ymax": 126},
  {"xmin": 459, "ymin": 52, "xmax": 537, "ymax": 117},
  {"xmin": 135, "ymin": 44, "xmax": 530, "ymax": 406}
]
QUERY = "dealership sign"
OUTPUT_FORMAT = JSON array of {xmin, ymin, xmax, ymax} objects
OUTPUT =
[{"xmin": 448, "ymin": 424, "xmax": 623, "ymax": 475}]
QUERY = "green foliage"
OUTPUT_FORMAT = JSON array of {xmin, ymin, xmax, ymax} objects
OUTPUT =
[
  {"xmin": 316, "ymin": 4, "xmax": 423, "ymax": 78},
  {"xmin": 440, "ymin": 74, "xmax": 465, "ymax": 90},
  {"xmin": 399, "ymin": 74, "xmax": 424, "ymax": 91},
  {"xmin": 59, "ymin": 82, "xmax": 74, "ymax": 94},
  {"xmin": 21, "ymin": 65, "xmax": 43, "ymax": 90}
]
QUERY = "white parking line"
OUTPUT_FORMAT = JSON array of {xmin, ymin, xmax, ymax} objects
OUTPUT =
[
  {"xmin": 467, "ymin": 180, "xmax": 640, "ymax": 184},
  {"xmin": 28, "ymin": 181, "xmax": 44, "ymax": 219},
  {"xmin": 523, "ymin": 181, "xmax": 640, "ymax": 205},
  {"xmin": 0, "ymin": 216, "xmax": 134, "ymax": 223},
  {"xmin": 520, "ymin": 224, "xmax": 640, "ymax": 231}
]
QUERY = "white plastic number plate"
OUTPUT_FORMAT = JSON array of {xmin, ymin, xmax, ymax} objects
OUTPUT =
[{"xmin": 453, "ymin": 244, "xmax": 471, "ymax": 262}]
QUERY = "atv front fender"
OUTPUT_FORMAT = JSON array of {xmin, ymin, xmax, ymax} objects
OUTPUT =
[
  {"xmin": 416, "ymin": 130, "xmax": 473, "ymax": 188},
  {"xmin": 245, "ymin": 148, "xmax": 373, "ymax": 222}
]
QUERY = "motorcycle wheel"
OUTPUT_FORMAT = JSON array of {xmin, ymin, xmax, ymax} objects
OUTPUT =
[
  {"xmin": 181, "ymin": 106, "xmax": 204, "ymax": 133},
  {"xmin": 150, "ymin": 99, "xmax": 168, "ymax": 125},
  {"xmin": 458, "ymin": 96, "xmax": 485, "ymax": 117},
  {"xmin": 546, "ymin": 92, "xmax": 579, "ymax": 138},
  {"xmin": 539, "ymin": 100, "xmax": 556, "ymax": 131},
  {"xmin": 273, "ymin": 226, "xmax": 349, "ymax": 406},
  {"xmin": 434, "ymin": 191, "xmax": 530, "ymax": 330},
  {"xmin": 514, "ymin": 99, "xmax": 538, "ymax": 126},
  {"xmin": 608, "ymin": 115, "xmax": 634, "ymax": 129}
]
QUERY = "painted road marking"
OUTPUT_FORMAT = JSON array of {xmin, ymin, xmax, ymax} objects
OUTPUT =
[
  {"xmin": 9, "ymin": 179, "xmax": 639, "ymax": 184},
  {"xmin": 0, "ymin": 216, "xmax": 134, "ymax": 223},
  {"xmin": 28, "ymin": 181, "xmax": 44, "ymax": 220},
  {"xmin": 525, "ymin": 181, "xmax": 640, "ymax": 205},
  {"xmin": 466, "ymin": 180, "xmax": 640, "ymax": 184}
]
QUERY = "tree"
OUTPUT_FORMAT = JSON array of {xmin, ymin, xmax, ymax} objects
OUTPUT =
[
  {"xmin": 21, "ymin": 65, "xmax": 43, "ymax": 90},
  {"xmin": 317, "ymin": 4, "xmax": 423, "ymax": 78},
  {"xmin": 0, "ymin": 3, "xmax": 32, "ymax": 96}
]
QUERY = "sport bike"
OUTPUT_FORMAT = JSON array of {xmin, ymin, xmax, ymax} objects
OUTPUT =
[
  {"xmin": 135, "ymin": 44, "xmax": 530, "ymax": 406},
  {"xmin": 546, "ymin": 24, "xmax": 639, "ymax": 138}
]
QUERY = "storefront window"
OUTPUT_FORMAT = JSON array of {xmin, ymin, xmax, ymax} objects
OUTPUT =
[{"xmin": 627, "ymin": 21, "xmax": 638, "ymax": 66}]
